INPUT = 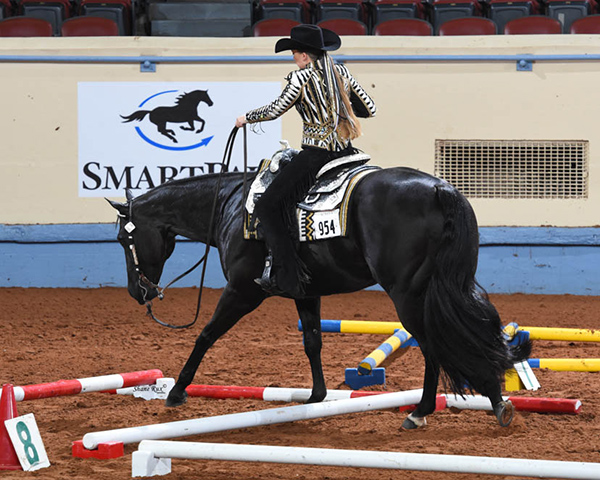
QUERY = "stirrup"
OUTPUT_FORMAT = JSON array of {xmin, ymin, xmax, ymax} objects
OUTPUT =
[{"xmin": 254, "ymin": 254, "xmax": 283, "ymax": 295}]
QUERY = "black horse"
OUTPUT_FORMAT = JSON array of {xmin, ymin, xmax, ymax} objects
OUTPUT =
[
  {"xmin": 121, "ymin": 90, "xmax": 213, "ymax": 143},
  {"xmin": 108, "ymin": 165, "xmax": 530, "ymax": 430}
]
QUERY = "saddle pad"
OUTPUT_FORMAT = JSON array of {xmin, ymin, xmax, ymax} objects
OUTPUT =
[
  {"xmin": 244, "ymin": 154, "xmax": 379, "ymax": 242},
  {"xmin": 297, "ymin": 166, "xmax": 378, "ymax": 242}
]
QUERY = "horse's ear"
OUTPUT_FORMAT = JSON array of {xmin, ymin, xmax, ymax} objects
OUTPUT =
[
  {"xmin": 106, "ymin": 198, "xmax": 128, "ymax": 216},
  {"xmin": 125, "ymin": 188, "xmax": 134, "ymax": 202}
]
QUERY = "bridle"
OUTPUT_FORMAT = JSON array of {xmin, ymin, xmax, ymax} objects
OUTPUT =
[
  {"xmin": 120, "ymin": 210, "xmax": 165, "ymax": 301},
  {"xmin": 120, "ymin": 125, "xmax": 246, "ymax": 329}
]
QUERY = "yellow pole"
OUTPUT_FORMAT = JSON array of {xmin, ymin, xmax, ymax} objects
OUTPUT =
[
  {"xmin": 339, "ymin": 320, "xmax": 403, "ymax": 335},
  {"xmin": 520, "ymin": 326, "xmax": 600, "ymax": 343},
  {"xmin": 534, "ymin": 358, "xmax": 600, "ymax": 372}
]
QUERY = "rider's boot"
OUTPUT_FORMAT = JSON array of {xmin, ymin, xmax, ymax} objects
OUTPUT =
[
  {"xmin": 255, "ymin": 252, "xmax": 306, "ymax": 297},
  {"xmin": 254, "ymin": 251, "xmax": 283, "ymax": 295}
]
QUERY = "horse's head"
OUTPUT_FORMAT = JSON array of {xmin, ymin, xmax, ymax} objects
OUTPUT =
[
  {"xmin": 107, "ymin": 192, "xmax": 176, "ymax": 305},
  {"xmin": 183, "ymin": 90, "xmax": 214, "ymax": 108}
]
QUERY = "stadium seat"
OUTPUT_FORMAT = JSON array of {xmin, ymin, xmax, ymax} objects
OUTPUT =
[
  {"xmin": 438, "ymin": 16, "xmax": 496, "ymax": 34},
  {"xmin": 252, "ymin": 17, "xmax": 300, "ymax": 35},
  {"xmin": 61, "ymin": 15, "xmax": 120, "ymax": 35},
  {"xmin": 546, "ymin": 0, "xmax": 598, "ymax": 33},
  {"xmin": 0, "ymin": 16, "xmax": 54, "ymax": 36},
  {"xmin": 371, "ymin": 0, "xmax": 427, "ymax": 25},
  {"xmin": 317, "ymin": 0, "xmax": 367, "ymax": 24},
  {"xmin": 20, "ymin": 0, "xmax": 71, "ymax": 35},
  {"xmin": 0, "ymin": 0, "xmax": 14, "ymax": 20},
  {"xmin": 503, "ymin": 15, "xmax": 562, "ymax": 33},
  {"xmin": 488, "ymin": 0, "xmax": 541, "ymax": 34},
  {"xmin": 570, "ymin": 13, "xmax": 600, "ymax": 32},
  {"xmin": 256, "ymin": 0, "xmax": 312, "ymax": 23},
  {"xmin": 373, "ymin": 17, "xmax": 433, "ymax": 34},
  {"xmin": 148, "ymin": 1, "xmax": 252, "ymax": 37},
  {"xmin": 79, "ymin": 0, "xmax": 132, "ymax": 35},
  {"xmin": 431, "ymin": 0, "xmax": 483, "ymax": 34},
  {"xmin": 317, "ymin": 17, "xmax": 368, "ymax": 34}
]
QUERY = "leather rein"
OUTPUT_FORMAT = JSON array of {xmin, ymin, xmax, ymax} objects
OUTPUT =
[{"xmin": 123, "ymin": 125, "xmax": 246, "ymax": 329}]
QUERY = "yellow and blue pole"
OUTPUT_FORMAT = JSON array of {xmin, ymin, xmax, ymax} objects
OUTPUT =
[
  {"xmin": 314, "ymin": 320, "xmax": 600, "ymax": 343},
  {"xmin": 301, "ymin": 319, "xmax": 404, "ymax": 335},
  {"xmin": 357, "ymin": 329, "xmax": 417, "ymax": 375},
  {"xmin": 504, "ymin": 321, "xmax": 600, "ymax": 343},
  {"xmin": 528, "ymin": 358, "xmax": 600, "ymax": 372}
]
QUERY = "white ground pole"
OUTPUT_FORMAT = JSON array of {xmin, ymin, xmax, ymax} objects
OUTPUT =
[
  {"xmin": 132, "ymin": 441, "xmax": 600, "ymax": 479},
  {"xmin": 83, "ymin": 389, "xmax": 424, "ymax": 450}
]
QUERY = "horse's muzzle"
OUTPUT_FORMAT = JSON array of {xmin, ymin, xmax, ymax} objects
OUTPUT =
[{"xmin": 129, "ymin": 282, "xmax": 159, "ymax": 305}]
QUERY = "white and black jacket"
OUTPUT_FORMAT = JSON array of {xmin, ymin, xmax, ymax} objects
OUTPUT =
[{"xmin": 245, "ymin": 63, "xmax": 376, "ymax": 152}]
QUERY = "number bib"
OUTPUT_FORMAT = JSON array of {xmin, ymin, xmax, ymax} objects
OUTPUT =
[{"xmin": 298, "ymin": 210, "xmax": 342, "ymax": 241}]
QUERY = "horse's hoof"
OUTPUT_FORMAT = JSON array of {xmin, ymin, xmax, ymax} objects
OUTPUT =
[
  {"xmin": 494, "ymin": 400, "xmax": 515, "ymax": 427},
  {"xmin": 401, "ymin": 413, "xmax": 427, "ymax": 430},
  {"xmin": 305, "ymin": 392, "xmax": 326, "ymax": 404},
  {"xmin": 165, "ymin": 389, "xmax": 188, "ymax": 408}
]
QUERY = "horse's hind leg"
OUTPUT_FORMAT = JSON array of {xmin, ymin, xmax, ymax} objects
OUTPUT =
[
  {"xmin": 166, "ymin": 285, "xmax": 264, "ymax": 407},
  {"xmin": 402, "ymin": 356, "xmax": 439, "ymax": 430},
  {"xmin": 296, "ymin": 297, "xmax": 326, "ymax": 404},
  {"xmin": 472, "ymin": 369, "xmax": 515, "ymax": 427},
  {"xmin": 388, "ymin": 289, "xmax": 440, "ymax": 429}
]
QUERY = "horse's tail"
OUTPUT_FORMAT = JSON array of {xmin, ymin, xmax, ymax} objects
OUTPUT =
[
  {"xmin": 120, "ymin": 110, "xmax": 150, "ymax": 123},
  {"xmin": 423, "ymin": 182, "xmax": 531, "ymax": 395}
]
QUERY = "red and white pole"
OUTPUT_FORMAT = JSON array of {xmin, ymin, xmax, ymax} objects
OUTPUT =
[
  {"xmin": 0, "ymin": 370, "xmax": 164, "ymax": 401},
  {"xmin": 186, "ymin": 384, "xmax": 581, "ymax": 414}
]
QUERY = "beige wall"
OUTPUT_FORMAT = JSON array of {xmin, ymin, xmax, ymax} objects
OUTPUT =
[{"xmin": 1, "ymin": 35, "xmax": 599, "ymax": 226}]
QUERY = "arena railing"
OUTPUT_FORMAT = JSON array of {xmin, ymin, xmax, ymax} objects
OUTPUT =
[{"xmin": 1, "ymin": 53, "xmax": 600, "ymax": 72}]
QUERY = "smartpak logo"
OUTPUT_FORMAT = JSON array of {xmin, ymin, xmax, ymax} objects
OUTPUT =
[{"xmin": 121, "ymin": 90, "xmax": 214, "ymax": 151}]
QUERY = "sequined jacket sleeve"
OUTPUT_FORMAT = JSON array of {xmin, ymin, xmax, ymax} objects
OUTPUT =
[
  {"xmin": 245, "ymin": 70, "xmax": 307, "ymax": 123},
  {"xmin": 335, "ymin": 63, "xmax": 377, "ymax": 118}
]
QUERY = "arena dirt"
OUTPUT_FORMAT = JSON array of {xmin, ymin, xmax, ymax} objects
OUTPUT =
[{"xmin": 1, "ymin": 288, "xmax": 599, "ymax": 479}]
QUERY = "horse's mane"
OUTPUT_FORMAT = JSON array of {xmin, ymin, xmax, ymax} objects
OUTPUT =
[
  {"xmin": 134, "ymin": 171, "xmax": 253, "ymax": 204},
  {"xmin": 160, "ymin": 171, "xmax": 249, "ymax": 188},
  {"xmin": 175, "ymin": 90, "xmax": 205, "ymax": 105}
]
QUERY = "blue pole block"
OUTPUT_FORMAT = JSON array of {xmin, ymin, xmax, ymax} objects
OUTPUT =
[
  {"xmin": 344, "ymin": 368, "xmax": 385, "ymax": 390},
  {"xmin": 508, "ymin": 330, "xmax": 530, "ymax": 346}
]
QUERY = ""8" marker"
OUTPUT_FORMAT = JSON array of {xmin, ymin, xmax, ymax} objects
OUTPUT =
[{"xmin": 16, "ymin": 421, "xmax": 40, "ymax": 465}]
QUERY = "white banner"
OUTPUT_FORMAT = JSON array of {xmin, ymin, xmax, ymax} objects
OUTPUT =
[{"xmin": 78, "ymin": 82, "xmax": 283, "ymax": 197}]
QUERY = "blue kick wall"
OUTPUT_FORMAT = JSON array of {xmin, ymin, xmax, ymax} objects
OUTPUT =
[{"xmin": 1, "ymin": 224, "xmax": 599, "ymax": 295}]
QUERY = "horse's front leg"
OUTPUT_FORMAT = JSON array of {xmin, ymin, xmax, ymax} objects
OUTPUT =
[
  {"xmin": 195, "ymin": 117, "xmax": 205, "ymax": 133},
  {"xmin": 296, "ymin": 297, "xmax": 326, "ymax": 404},
  {"xmin": 166, "ymin": 285, "xmax": 264, "ymax": 407},
  {"xmin": 402, "ymin": 356, "xmax": 439, "ymax": 430}
]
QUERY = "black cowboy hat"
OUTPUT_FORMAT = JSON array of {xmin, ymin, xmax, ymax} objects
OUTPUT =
[{"xmin": 275, "ymin": 24, "xmax": 341, "ymax": 54}]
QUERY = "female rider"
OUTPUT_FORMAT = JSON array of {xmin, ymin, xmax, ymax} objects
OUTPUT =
[{"xmin": 235, "ymin": 24, "xmax": 376, "ymax": 296}]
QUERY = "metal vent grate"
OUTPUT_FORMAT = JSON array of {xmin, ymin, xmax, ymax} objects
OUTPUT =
[{"xmin": 434, "ymin": 140, "xmax": 588, "ymax": 199}]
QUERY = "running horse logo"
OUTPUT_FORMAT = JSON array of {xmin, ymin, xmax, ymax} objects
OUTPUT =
[{"xmin": 121, "ymin": 90, "xmax": 214, "ymax": 144}]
